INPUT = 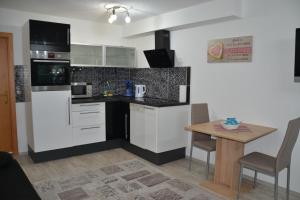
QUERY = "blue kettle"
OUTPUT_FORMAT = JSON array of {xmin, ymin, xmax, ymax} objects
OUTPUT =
[{"xmin": 125, "ymin": 80, "xmax": 133, "ymax": 97}]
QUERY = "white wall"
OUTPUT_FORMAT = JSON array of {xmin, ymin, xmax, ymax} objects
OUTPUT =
[
  {"xmin": 126, "ymin": 0, "xmax": 300, "ymax": 193},
  {"xmin": 123, "ymin": 0, "xmax": 242, "ymax": 37},
  {"xmin": 0, "ymin": 8, "xmax": 123, "ymax": 46},
  {"xmin": 0, "ymin": 7, "xmax": 124, "ymax": 153},
  {"xmin": 123, "ymin": 33, "xmax": 154, "ymax": 68},
  {"xmin": 15, "ymin": 103, "xmax": 32, "ymax": 153},
  {"xmin": 0, "ymin": 25, "xmax": 23, "ymax": 65}
]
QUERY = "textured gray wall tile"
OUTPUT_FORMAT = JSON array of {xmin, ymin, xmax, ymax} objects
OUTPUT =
[
  {"xmin": 70, "ymin": 66, "xmax": 190, "ymax": 101},
  {"xmin": 15, "ymin": 64, "xmax": 190, "ymax": 102},
  {"xmin": 14, "ymin": 65, "xmax": 25, "ymax": 102}
]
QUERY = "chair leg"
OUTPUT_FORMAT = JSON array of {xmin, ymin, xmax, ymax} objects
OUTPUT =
[
  {"xmin": 274, "ymin": 173, "xmax": 278, "ymax": 200},
  {"xmin": 206, "ymin": 151, "xmax": 210, "ymax": 179},
  {"xmin": 237, "ymin": 164, "xmax": 243, "ymax": 200},
  {"xmin": 287, "ymin": 165, "xmax": 290, "ymax": 200},
  {"xmin": 189, "ymin": 145, "xmax": 193, "ymax": 171},
  {"xmin": 253, "ymin": 170, "xmax": 257, "ymax": 188}
]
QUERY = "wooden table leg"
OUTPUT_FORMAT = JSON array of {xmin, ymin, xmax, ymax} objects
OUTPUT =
[
  {"xmin": 200, "ymin": 137, "xmax": 245, "ymax": 199},
  {"xmin": 214, "ymin": 137, "xmax": 244, "ymax": 189}
]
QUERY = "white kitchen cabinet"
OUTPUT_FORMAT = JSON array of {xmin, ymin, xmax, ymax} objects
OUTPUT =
[
  {"xmin": 72, "ymin": 110, "xmax": 105, "ymax": 127},
  {"xmin": 31, "ymin": 91, "xmax": 72, "ymax": 152},
  {"xmin": 71, "ymin": 44, "xmax": 103, "ymax": 67},
  {"xmin": 130, "ymin": 103, "xmax": 189, "ymax": 153},
  {"xmin": 130, "ymin": 104, "xmax": 146, "ymax": 149},
  {"xmin": 73, "ymin": 124, "xmax": 106, "ymax": 146},
  {"xmin": 71, "ymin": 44, "xmax": 136, "ymax": 68},
  {"xmin": 105, "ymin": 46, "xmax": 135, "ymax": 67},
  {"xmin": 72, "ymin": 102, "xmax": 105, "ymax": 112},
  {"xmin": 72, "ymin": 102, "xmax": 106, "ymax": 145},
  {"xmin": 156, "ymin": 106, "xmax": 189, "ymax": 152},
  {"xmin": 144, "ymin": 106, "xmax": 158, "ymax": 152}
]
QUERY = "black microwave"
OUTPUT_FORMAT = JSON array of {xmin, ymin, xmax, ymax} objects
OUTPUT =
[
  {"xmin": 29, "ymin": 19, "xmax": 70, "ymax": 52},
  {"xmin": 71, "ymin": 82, "xmax": 93, "ymax": 98}
]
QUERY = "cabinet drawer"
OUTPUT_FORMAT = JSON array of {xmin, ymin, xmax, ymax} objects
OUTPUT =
[
  {"xmin": 73, "ymin": 124, "xmax": 106, "ymax": 146},
  {"xmin": 72, "ymin": 102, "xmax": 105, "ymax": 112},
  {"xmin": 72, "ymin": 110, "xmax": 105, "ymax": 127}
]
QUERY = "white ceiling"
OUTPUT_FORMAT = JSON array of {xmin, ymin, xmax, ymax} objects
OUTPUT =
[{"xmin": 0, "ymin": 0, "xmax": 210, "ymax": 24}]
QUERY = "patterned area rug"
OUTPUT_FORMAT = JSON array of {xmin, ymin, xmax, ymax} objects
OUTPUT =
[{"xmin": 34, "ymin": 159, "xmax": 223, "ymax": 200}]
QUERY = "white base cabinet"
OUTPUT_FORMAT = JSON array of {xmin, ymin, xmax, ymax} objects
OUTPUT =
[
  {"xmin": 31, "ymin": 91, "xmax": 72, "ymax": 152},
  {"xmin": 130, "ymin": 104, "xmax": 146, "ymax": 149},
  {"xmin": 130, "ymin": 103, "xmax": 189, "ymax": 153},
  {"xmin": 73, "ymin": 125, "xmax": 106, "ymax": 146},
  {"xmin": 72, "ymin": 103, "xmax": 106, "ymax": 146}
]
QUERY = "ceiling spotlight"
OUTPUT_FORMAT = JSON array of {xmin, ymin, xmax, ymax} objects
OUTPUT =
[
  {"xmin": 125, "ymin": 13, "xmax": 131, "ymax": 23},
  {"xmin": 111, "ymin": 9, "xmax": 117, "ymax": 21},
  {"xmin": 108, "ymin": 15, "xmax": 114, "ymax": 23}
]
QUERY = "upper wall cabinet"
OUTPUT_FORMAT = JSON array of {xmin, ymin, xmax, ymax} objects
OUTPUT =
[
  {"xmin": 71, "ymin": 44, "xmax": 104, "ymax": 67},
  {"xmin": 71, "ymin": 44, "xmax": 136, "ymax": 68},
  {"xmin": 105, "ymin": 46, "xmax": 136, "ymax": 68}
]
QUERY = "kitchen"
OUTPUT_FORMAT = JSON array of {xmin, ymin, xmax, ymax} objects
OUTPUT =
[
  {"xmin": 20, "ymin": 19, "xmax": 190, "ymax": 164},
  {"xmin": 1, "ymin": 0, "xmax": 300, "ymax": 200}
]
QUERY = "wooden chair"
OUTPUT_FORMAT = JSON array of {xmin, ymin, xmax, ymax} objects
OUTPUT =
[
  {"xmin": 237, "ymin": 117, "xmax": 300, "ymax": 200},
  {"xmin": 189, "ymin": 103, "xmax": 216, "ymax": 179}
]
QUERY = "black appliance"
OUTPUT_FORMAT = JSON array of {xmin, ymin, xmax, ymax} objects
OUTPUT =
[
  {"xmin": 295, "ymin": 28, "xmax": 300, "ymax": 82},
  {"xmin": 29, "ymin": 19, "xmax": 70, "ymax": 52},
  {"xmin": 30, "ymin": 51, "xmax": 71, "ymax": 91},
  {"xmin": 106, "ymin": 102, "xmax": 130, "ymax": 141},
  {"xmin": 144, "ymin": 30, "xmax": 175, "ymax": 68}
]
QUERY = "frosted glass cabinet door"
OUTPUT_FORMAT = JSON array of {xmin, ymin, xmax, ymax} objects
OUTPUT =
[
  {"xmin": 71, "ymin": 44, "xmax": 103, "ymax": 66},
  {"xmin": 105, "ymin": 46, "xmax": 135, "ymax": 67}
]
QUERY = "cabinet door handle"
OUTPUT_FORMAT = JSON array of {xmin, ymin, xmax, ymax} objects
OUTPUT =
[
  {"xmin": 79, "ymin": 104, "xmax": 100, "ymax": 107},
  {"xmin": 80, "ymin": 111, "xmax": 100, "ymax": 115},
  {"xmin": 125, "ymin": 113, "xmax": 128, "ymax": 140},
  {"xmin": 68, "ymin": 97, "xmax": 71, "ymax": 125},
  {"xmin": 67, "ymin": 28, "xmax": 70, "ymax": 45},
  {"xmin": 80, "ymin": 126, "xmax": 100, "ymax": 131},
  {"xmin": 144, "ymin": 106, "xmax": 155, "ymax": 110},
  {"xmin": 32, "ymin": 59, "xmax": 70, "ymax": 63}
]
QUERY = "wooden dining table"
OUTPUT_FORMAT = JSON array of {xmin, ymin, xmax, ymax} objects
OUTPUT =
[{"xmin": 185, "ymin": 120, "xmax": 277, "ymax": 199}]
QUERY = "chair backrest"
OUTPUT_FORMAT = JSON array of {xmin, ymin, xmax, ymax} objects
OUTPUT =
[
  {"xmin": 276, "ymin": 117, "xmax": 300, "ymax": 171},
  {"xmin": 191, "ymin": 103, "xmax": 211, "ymax": 141}
]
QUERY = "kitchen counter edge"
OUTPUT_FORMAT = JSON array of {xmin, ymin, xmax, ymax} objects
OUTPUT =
[{"xmin": 72, "ymin": 96, "xmax": 189, "ymax": 107}]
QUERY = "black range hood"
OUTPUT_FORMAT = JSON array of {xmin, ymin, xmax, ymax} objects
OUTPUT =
[{"xmin": 144, "ymin": 30, "xmax": 175, "ymax": 68}]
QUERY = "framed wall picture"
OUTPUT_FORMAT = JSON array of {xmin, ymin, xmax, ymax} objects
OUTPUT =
[{"xmin": 207, "ymin": 36, "xmax": 253, "ymax": 63}]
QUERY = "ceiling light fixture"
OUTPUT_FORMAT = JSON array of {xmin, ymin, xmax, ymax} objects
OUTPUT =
[
  {"xmin": 111, "ymin": 9, "xmax": 117, "ymax": 21},
  {"xmin": 125, "ymin": 12, "xmax": 131, "ymax": 23},
  {"xmin": 105, "ymin": 4, "xmax": 131, "ymax": 24}
]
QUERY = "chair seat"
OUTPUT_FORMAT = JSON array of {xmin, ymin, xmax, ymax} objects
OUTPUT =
[
  {"xmin": 240, "ymin": 152, "xmax": 276, "ymax": 175},
  {"xmin": 193, "ymin": 139, "xmax": 216, "ymax": 152}
]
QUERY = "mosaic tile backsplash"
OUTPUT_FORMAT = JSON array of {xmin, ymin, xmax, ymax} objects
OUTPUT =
[
  {"xmin": 15, "ymin": 65, "xmax": 25, "ymax": 102},
  {"xmin": 15, "ymin": 66, "xmax": 190, "ymax": 102},
  {"xmin": 71, "ymin": 66, "xmax": 190, "ymax": 101},
  {"xmin": 14, "ymin": 65, "xmax": 31, "ymax": 103}
]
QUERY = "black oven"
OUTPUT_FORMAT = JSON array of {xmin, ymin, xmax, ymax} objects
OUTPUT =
[
  {"xmin": 29, "ymin": 19, "xmax": 70, "ymax": 52},
  {"xmin": 31, "ymin": 51, "xmax": 71, "ymax": 91}
]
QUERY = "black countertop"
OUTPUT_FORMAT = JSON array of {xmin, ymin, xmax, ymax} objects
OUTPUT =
[{"xmin": 72, "ymin": 95, "xmax": 189, "ymax": 107}]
